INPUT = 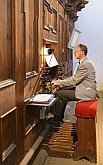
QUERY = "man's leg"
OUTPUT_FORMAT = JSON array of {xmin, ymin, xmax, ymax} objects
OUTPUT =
[{"xmin": 51, "ymin": 89, "xmax": 76, "ymax": 120}]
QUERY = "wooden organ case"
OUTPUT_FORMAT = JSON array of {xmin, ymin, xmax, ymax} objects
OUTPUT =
[
  {"xmin": 31, "ymin": 0, "xmax": 83, "ymax": 163},
  {"xmin": 0, "ymin": 0, "xmax": 89, "ymax": 164},
  {"xmin": 23, "ymin": 0, "xmax": 89, "ymax": 164},
  {"xmin": 36, "ymin": 1, "xmax": 89, "ymax": 163}
]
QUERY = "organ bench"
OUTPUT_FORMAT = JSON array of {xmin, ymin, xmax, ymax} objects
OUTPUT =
[{"xmin": 73, "ymin": 99, "xmax": 98, "ymax": 163}]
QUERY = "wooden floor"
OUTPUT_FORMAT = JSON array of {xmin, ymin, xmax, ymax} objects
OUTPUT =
[{"xmin": 44, "ymin": 157, "xmax": 96, "ymax": 165}]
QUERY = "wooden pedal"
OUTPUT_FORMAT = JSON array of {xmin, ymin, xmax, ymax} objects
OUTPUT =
[{"xmin": 42, "ymin": 122, "xmax": 76, "ymax": 158}]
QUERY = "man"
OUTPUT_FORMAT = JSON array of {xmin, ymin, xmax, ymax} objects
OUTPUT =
[{"xmin": 48, "ymin": 43, "xmax": 99, "ymax": 124}]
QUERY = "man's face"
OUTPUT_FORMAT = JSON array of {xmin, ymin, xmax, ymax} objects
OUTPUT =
[{"xmin": 74, "ymin": 46, "xmax": 82, "ymax": 60}]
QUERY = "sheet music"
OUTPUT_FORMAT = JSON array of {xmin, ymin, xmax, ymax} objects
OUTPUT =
[
  {"xmin": 45, "ymin": 53, "xmax": 59, "ymax": 67},
  {"xmin": 30, "ymin": 94, "xmax": 54, "ymax": 103}
]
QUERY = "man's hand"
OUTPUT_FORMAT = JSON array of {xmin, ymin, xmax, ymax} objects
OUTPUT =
[{"xmin": 52, "ymin": 79, "xmax": 62, "ymax": 86}]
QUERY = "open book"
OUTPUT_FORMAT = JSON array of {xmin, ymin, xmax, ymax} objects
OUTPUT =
[
  {"xmin": 30, "ymin": 94, "xmax": 54, "ymax": 104},
  {"xmin": 45, "ymin": 53, "xmax": 58, "ymax": 67}
]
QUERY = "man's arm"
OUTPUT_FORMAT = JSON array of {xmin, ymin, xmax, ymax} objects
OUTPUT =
[{"xmin": 60, "ymin": 65, "xmax": 88, "ymax": 88}]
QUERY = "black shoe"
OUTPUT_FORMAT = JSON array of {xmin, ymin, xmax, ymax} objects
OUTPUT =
[{"xmin": 46, "ymin": 116, "xmax": 61, "ymax": 127}]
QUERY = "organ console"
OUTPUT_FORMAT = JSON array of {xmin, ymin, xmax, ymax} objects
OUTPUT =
[
  {"xmin": 39, "ymin": 48, "xmax": 64, "ymax": 94},
  {"xmin": 29, "ymin": 48, "xmax": 77, "ymax": 161}
]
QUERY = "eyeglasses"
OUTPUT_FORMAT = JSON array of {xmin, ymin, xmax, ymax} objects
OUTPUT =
[{"xmin": 74, "ymin": 50, "xmax": 82, "ymax": 53}]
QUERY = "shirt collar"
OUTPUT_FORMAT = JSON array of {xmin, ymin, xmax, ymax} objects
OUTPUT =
[{"xmin": 79, "ymin": 57, "xmax": 86, "ymax": 64}]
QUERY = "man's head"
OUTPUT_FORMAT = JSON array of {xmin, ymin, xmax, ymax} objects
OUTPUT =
[{"xmin": 74, "ymin": 44, "xmax": 88, "ymax": 60}]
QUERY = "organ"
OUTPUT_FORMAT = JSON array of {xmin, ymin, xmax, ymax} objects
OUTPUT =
[{"xmin": 0, "ymin": 0, "xmax": 89, "ymax": 164}]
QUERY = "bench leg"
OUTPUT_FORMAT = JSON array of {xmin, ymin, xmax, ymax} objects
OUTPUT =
[{"xmin": 73, "ymin": 118, "xmax": 96, "ymax": 163}]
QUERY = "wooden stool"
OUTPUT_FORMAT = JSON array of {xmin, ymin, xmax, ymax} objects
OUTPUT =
[{"xmin": 73, "ymin": 100, "xmax": 98, "ymax": 163}]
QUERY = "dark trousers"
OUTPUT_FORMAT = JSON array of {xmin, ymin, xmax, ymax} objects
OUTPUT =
[{"xmin": 51, "ymin": 88, "xmax": 76, "ymax": 120}]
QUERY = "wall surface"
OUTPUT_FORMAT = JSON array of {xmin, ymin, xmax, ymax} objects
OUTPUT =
[{"xmin": 73, "ymin": 0, "xmax": 103, "ymax": 91}]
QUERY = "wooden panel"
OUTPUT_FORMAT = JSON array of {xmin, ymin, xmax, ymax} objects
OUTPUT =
[
  {"xmin": 2, "ymin": 149, "xmax": 16, "ymax": 165},
  {"xmin": 24, "ymin": 76, "xmax": 38, "ymax": 101},
  {"xmin": 24, "ymin": 120, "xmax": 44, "ymax": 154},
  {"xmin": 0, "ymin": 84, "xmax": 16, "ymax": 116},
  {"xmin": 34, "ymin": 13, "xmax": 39, "ymax": 72},
  {"xmin": 51, "ymin": 0, "xmax": 58, "ymax": 10},
  {"xmin": 24, "ymin": 74, "xmax": 41, "ymax": 101},
  {"xmin": 25, "ymin": 105, "xmax": 40, "ymax": 132},
  {"xmin": 51, "ymin": 8, "xmax": 57, "ymax": 33},
  {"xmin": 14, "ymin": 0, "xmax": 25, "ymax": 163},
  {"xmin": 34, "ymin": 0, "xmax": 39, "ymax": 17},
  {"xmin": 24, "ymin": 129, "xmax": 35, "ymax": 155},
  {"xmin": 58, "ymin": 2, "xmax": 64, "ymax": 17},
  {"xmin": 43, "ymin": 1, "xmax": 50, "ymax": 31},
  {"xmin": 74, "ymin": 118, "xmax": 96, "ymax": 163},
  {"xmin": 64, "ymin": 20, "xmax": 68, "ymax": 75},
  {"xmin": 59, "ymin": 15, "xmax": 64, "ymax": 64},
  {"xmin": 0, "ymin": 109, "xmax": 16, "ymax": 163},
  {"xmin": 24, "ymin": 0, "xmax": 39, "ymax": 73},
  {"xmin": 43, "ymin": 0, "xmax": 58, "ymax": 42},
  {"xmin": 24, "ymin": 0, "xmax": 35, "ymax": 73},
  {"xmin": 0, "ymin": 0, "xmax": 12, "ymax": 81}
]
